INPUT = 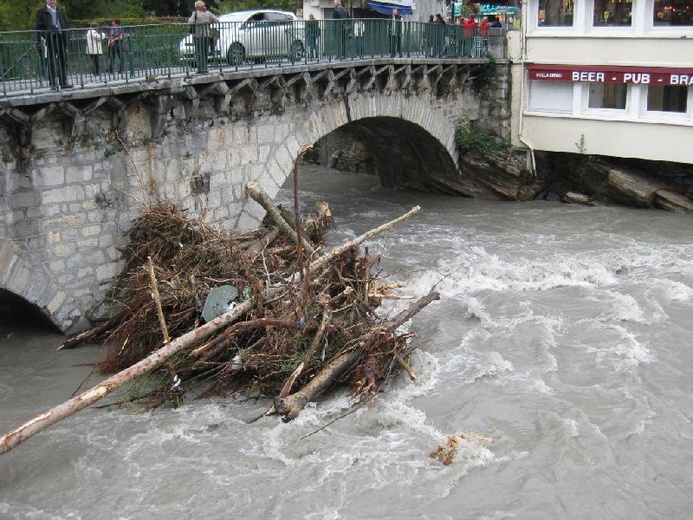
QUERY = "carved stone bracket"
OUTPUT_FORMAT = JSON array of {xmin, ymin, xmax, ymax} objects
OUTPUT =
[{"xmin": 0, "ymin": 61, "xmax": 480, "ymax": 166}]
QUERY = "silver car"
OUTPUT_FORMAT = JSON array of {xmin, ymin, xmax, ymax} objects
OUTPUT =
[{"xmin": 180, "ymin": 9, "xmax": 305, "ymax": 66}]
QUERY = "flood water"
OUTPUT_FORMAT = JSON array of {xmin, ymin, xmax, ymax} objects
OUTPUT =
[{"xmin": 1, "ymin": 165, "xmax": 692, "ymax": 519}]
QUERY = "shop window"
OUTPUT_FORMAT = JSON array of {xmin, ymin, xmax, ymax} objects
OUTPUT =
[
  {"xmin": 529, "ymin": 81, "xmax": 574, "ymax": 113},
  {"xmin": 653, "ymin": 0, "xmax": 693, "ymax": 25},
  {"xmin": 588, "ymin": 82, "xmax": 627, "ymax": 109},
  {"xmin": 647, "ymin": 85, "xmax": 688, "ymax": 112},
  {"xmin": 593, "ymin": 0, "xmax": 632, "ymax": 26},
  {"xmin": 538, "ymin": 0, "xmax": 575, "ymax": 26}
]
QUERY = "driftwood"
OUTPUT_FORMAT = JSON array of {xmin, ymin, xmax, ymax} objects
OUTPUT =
[
  {"xmin": 147, "ymin": 256, "xmax": 170, "ymax": 345},
  {"xmin": 297, "ymin": 205, "xmax": 421, "ymax": 281},
  {"xmin": 274, "ymin": 290, "xmax": 439, "ymax": 421},
  {"xmin": 246, "ymin": 182, "xmax": 315, "ymax": 256},
  {"xmin": 57, "ymin": 315, "xmax": 122, "ymax": 350},
  {"xmin": 0, "ymin": 203, "xmax": 425, "ymax": 455}
]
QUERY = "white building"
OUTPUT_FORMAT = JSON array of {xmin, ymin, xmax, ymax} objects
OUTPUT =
[{"xmin": 508, "ymin": 0, "xmax": 693, "ymax": 165}]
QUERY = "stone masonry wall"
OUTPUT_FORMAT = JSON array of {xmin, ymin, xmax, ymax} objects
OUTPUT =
[{"xmin": 0, "ymin": 62, "xmax": 511, "ymax": 333}]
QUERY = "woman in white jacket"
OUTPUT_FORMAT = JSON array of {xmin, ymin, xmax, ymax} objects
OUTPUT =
[{"xmin": 85, "ymin": 23, "xmax": 106, "ymax": 75}]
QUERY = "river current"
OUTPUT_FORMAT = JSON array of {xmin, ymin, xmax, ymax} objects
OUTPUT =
[{"xmin": 1, "ymin": 165, "xmax": 692, "ymax": 519}]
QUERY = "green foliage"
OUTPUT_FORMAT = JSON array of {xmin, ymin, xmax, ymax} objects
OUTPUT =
[
  {"xmin": 471, "ymin": 54, "xmax": 496, "ymax": 92},
  {"xmin": 0, "ymin": 0, "xmax": 138, "ymax": 30},
  {"xmin": 0, "ymin": 1, "xmax": 41, "ymax": 30},
  {"xmin": 0, "ymin": 0, "xmax": 299, "ymax": 30},
  {"xmin": 573, "ymin": 133, "xmax": 595, "ymax": 191},
  {"xmin": 141, "ymin": 0, "xmax": 216, "ymax": 17},
  {"xmin": 455, "ymin": 118, "xmax": 510, "ymax": 155}
]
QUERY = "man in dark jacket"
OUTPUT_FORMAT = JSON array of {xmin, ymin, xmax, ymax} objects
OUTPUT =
[
  {"xmin": 333, "ymin": 0, "xmax": 349, "ymax": 58},
  {"xmin": 36, "ymin": 0, "xmax": 72, "ymax": 89}
]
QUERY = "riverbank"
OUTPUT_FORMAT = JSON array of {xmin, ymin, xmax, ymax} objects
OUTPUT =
[{"xmin": 307, "ymin": 131, "xmax": 693, "ymax": 213}]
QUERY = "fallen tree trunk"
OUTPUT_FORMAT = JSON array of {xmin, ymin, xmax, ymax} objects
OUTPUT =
[
  {"xmin": 274, "ymin": 348, "xmax": 362, "ymax": 422},
  {"xmin": 0, "ymin": 299, "xmax": 253, "ymax": 455}
]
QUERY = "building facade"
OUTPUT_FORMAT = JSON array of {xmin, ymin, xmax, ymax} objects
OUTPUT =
[{"xmin": 509, "ymin": 0, "xmax": 693, "ymax": 165}]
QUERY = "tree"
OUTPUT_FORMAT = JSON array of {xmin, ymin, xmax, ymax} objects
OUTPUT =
[
  {"xmin": 140, "ymin": 0, "xmax": 223, "ymax": 17},
  {"xmin": 0, "ymin": 0, "xmax": 42, "ymax": 30}
]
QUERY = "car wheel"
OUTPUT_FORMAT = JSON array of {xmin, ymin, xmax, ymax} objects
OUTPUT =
[
  {"xmin": 227, "ymin": 43, "xmax": 245, "ymax": 66},
  {"xmin": 289, "ymin": 40, "xmax": 305, "ymax": 62}
]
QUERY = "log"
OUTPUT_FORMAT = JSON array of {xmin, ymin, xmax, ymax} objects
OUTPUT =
[
  {"xmin": 243, "ymin": 227, "xmax": 280, "ymax": 255},
  {"xmin": 0, "ymin": 299, "xmax": 253, "ymax": 455},
  {"xmin": 147, "ymin": 256, "xmax": 170, "ymax": 344},
  {"xmin": 293, "ymin": 205, "xmax": 421, "ymax": 283},
  {"xmin": 57, "ymin": 314, "xmax": 122, "ymax": 350},
  {"xmin": 274, "ymin": 348, "xmax": 362, "ymax": 422},
  {"xmin": 274, "ymin": 290, "xmax": 439, "ymax": 421},
  {"xmin": 245, "ymin": 182, "xmax": 315, "ymax": 256}
]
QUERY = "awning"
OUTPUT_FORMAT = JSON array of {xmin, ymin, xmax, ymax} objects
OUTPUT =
[{"xmin": 368, "ymin": 1, "xmax": 415, "ymax": 16}]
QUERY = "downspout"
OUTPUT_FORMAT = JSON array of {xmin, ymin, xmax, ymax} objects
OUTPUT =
[{"xmin": 516, "ymin": 0, "xmax": 537, "ymax": 175}]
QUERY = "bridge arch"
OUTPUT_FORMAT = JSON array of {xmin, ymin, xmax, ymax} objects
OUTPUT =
[
  {"xmin": 236, "ymin": 91, "xmax": 461, "ymax": 225},
  {"xmin": 0, "ymin": 240, "xmax": 83, "ymax": 332}
]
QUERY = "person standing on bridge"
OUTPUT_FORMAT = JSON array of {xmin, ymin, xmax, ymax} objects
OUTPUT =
[
  {"xmin": 306, "ymin": 14, "xmax": 320, "ymax": 60},
  {"xmin": 478, "ymin": 17, "xmax": 491, "ymax": 54},
  {"xmin": 389, "ymin": 9, "xmax": 403, "ymax": 58},
  {"xmin": 107, "ymin": 19, "xmax": 125, "ymax": 75},
  {"xmin": 85, "ymin": 23, "xmax": 107, "ymax": 76},
  {"xmin": 462, "ymin": 15, "xmax": 477, "ymax": 57},
  {"xmin": 332, "ymin": 0, "xmax": 349, "ymax": 59},
  {"xmin": 35, "ymin": 0, "xmax": 72, "ymax": 90},
  {"xmin": 353, "ymin": 15, "xmax": 365, "ymax": 57},
  {"xmin": 188, "ymin": 1, "xmax": 219, "ymax": 74}
]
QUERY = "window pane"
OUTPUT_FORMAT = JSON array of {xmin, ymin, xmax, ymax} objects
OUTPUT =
[
  {"xmin": 539, "ymin": 0, "xmax": 575, "ymax": 26},
  {"xmin": 588, "ymin": 83, "xmax": 627, "ymax": 109},
  {"xmin": 647, "ymin": 85, "xmax": 688, "ymax": 112},
  {"xmin": 654, "ymin": 0, "xmax": 693, "ymax": 25},
  {"xmin": 529, "ymin": 80, "xmax": 574, "ymax": 112},
  {"xmin": 594, "ymin": 0, "xmax": 633, "ymax": 26}
]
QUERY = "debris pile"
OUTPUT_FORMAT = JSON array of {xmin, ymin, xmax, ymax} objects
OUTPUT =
[{"xmin": 62, "ymin": 179, "xmax": 438, "ymax": 422}]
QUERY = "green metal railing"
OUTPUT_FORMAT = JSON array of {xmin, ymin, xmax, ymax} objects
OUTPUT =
[{"xmin": 0, "ymin": 19, "xmax": 506, "ymax": 96}]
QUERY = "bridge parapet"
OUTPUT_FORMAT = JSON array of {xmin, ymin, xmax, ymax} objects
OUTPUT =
[
  {"xmin": 0, "ymin": 20, "xmax": 507, "ymax": 97},
  {"xmin": 0, "ymin": 58, "xmax": 510, "ymax": 333}
]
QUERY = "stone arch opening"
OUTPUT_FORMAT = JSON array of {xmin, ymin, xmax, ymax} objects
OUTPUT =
[
  {"xmin": 0, "ymin": 289, "xmax": 61, "ymax": 334},
  {"xmin": 306, "ymin": 117, "xmax": 460, "ymax": 193},
  {"xmin": 0, "ymin": 240, "xmax": 84, "ymax": 335}
]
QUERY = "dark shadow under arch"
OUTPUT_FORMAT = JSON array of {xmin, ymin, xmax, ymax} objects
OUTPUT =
[
  {"xmin": 337, "ymin": 117, "xmax": 459, "ymax": 192},
  {"xmin": 0, "ymin": 289, "xmax": 61, "ymax": 334}
]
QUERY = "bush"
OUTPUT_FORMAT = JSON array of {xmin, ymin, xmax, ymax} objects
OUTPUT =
[{"xmin": 455, "ymin": 119, "xmax": 510, "ymax": 154}]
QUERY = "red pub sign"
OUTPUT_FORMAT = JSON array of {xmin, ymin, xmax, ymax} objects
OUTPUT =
[{"xmin": 527, "ymin": 64, "xmax": 693, "ymax": 86}]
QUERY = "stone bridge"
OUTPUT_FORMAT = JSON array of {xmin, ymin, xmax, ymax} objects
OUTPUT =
[{"xmin": 0, "ymin": 58, "xmax": 510, "ymax": 333}]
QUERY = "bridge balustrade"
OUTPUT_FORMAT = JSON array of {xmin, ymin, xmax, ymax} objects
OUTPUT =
[{"xmin": 0, "ymin": 19, "xmax": 506, "ymax": 96}]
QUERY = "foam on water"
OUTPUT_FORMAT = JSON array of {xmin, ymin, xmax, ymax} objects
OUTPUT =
[{"xmin": 587, "ymin": 324, "xmax": 654, "ymax": 372}]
